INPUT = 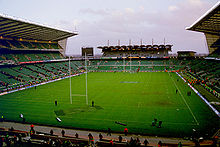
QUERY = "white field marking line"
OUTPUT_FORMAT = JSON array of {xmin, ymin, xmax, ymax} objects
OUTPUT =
[
  {"xmin": 169, "ymin": 72, "xmax": 199, "ymax": 125},
  {"xmin": 72, "ymin": 94, "xmax": 86, "ymax": 96}
]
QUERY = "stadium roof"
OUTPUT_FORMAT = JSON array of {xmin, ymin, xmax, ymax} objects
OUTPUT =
[
  {"xmin": 0, "ymin": 14, "xmax": 77, "ymax": 41},
  {"xmin": 186, "ymin": 1, "xmax": 220, "ymax": 36}
]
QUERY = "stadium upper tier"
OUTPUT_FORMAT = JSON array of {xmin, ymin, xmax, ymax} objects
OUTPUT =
[
  {"xmin": 0, "ymin": 14, "xmax": 77, "ymax": 57},
  {"xmin": 0, "ymin": 52, "xmax": 63, "ymax": 64},
  {"xmin": 0, "ymin": 38, "xmax": 61, "ymax": 50}
]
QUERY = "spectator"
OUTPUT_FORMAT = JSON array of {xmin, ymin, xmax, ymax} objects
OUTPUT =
[
  {"xmin": 178, "ymin": 142, "xmax": 182, "ymax": 147},
  {"xmin": 107, "ymin": 128, "xmax": 111, "ymax": 136},
  {"xmin": 110, "ymin": 139, "xmax": 114, "ymax": 146},
  {"xmin": 144, "ymin": 139, "xmax": 149, "ymax": 146},
  {"xmin": 124, "ymin": 128, "xmax": 128, "ymax": 136},
  {"xmin": 50, "ymin": 129, "xmax": 53, "ymax": 135},
  {"xmin": 75, "ymin": 133, "xmax": 78, "ymax": 138},
  {"xmin": 9, "ymin": 127, "xmax": 14, "ymax": 131},
  {"xmin": 136, "ymin": 137, "xmax": 140, "ymax": 146},
  {"xmin": 158, "ymin": 141, "xmax": 162, "ymax": 147},
  {"xmin": 99, "ymin": 133, "xmax": 103, "ymax": 140},
  {"xmin": 61, "ymin": 130, "xmax": 65, "ymax": 137},
  {"xmin": 88, "ymin": 133, "xmax": 94, "ymax": 146},
  {"xmin": 118, "ymin": 135, "xmax": 122, "ymax": 142},
  {"xmin": 129, "ymin": 137, "xmax": 134, "ymax": 146},
  {"xmin": 30, "ymin": 125, "xmax": 35, "ymax": 135}
]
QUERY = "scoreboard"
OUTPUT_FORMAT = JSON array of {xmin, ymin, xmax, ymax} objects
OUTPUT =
[{"xmin": 82, "ymin": 47, "xmax": 94, "ymax": 56}]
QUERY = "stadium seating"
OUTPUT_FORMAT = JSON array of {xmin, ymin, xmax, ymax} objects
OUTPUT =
[
  {"xmin": 0, "ymin": 39, "xmax": 62, "ymax": 50},
  {"xmin": 0, "ymin": 52, "xmax": 219, "ymax": 105},
  {"xmin": 184, "ymin": 59, "xmax": 220, "ymax": 94},
  {"xmin": 0, "ymin": 60, "xmax": 83, "ymax": 92},
  {"xmin": 0, "ymin": 53, "xmax": 63, "ymax": 63}
]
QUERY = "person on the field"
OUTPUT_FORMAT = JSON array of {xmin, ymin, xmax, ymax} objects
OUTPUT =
[
  {"xmin": 92, "ymin": 101, "xmax": 94, "ymax": 107},
  {"xmin": 22, "ymin": 118, "xmax": 26, "ymax": 123},
  {"xmin": 154, "ymin": 118, "xmax": 157, "ymax": 124},
  {"xmin": 176, "ymin": 89, "xmax": 178, "ymax": 94},
  {"xmin": 1, "ymin": 115, "xmax": 4, "ymax": 122},
  {"xmin": 152, "ymin": 118, "xmax": 157, "ymax": 126},
  {"xmin": 20, "ymin": 114, "xmax": 23, "ymax": 119},
  {"xmin": 152, "ymin": 120, "xmax": 155, "ymax": 126},
  {"xmin": 158, "ymin": 121, "xmax": 162, "ymax": 128}
]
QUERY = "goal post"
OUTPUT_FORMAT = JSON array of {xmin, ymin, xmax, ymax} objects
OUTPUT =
[
  {"xmin": 69, "ymin": 56, "xmax": 72, "ymax": 104},
  {"xmin": 85, "ymin": 53, "xmax": 88, "ymax": 105}
]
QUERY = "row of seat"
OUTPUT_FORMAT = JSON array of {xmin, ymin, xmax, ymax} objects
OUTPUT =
[
  {"xmin": 0, "ymin": 61, "xmax": 82, "ymax": 92},
  {"xmin": 0, "ymin": 39, "xmax": 61, "ymax": 49},
  {"xmin": 186, "ymin": 59, "xmax": 220, "ymax": 93},
  {"xmin": 0, "ymin": 53, "xmax": 62, "ymax": 62},
  {"xmin": 88, "ymin": 59, "xmax": 182, "ymax": 66}
]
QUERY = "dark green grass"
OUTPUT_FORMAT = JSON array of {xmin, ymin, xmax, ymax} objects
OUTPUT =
[{"xmin": 0, "ymin": 72, "xmax": 219, "ymax": 137}]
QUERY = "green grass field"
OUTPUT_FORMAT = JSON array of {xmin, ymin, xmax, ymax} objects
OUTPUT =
[{"xmin": 0, "ymin": 72, "xmax": 219, "ymax": 137}]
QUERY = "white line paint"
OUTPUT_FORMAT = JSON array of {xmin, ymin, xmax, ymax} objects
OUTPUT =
[{"xmin": 169, "ymin": 72, "xmax": 199, "ymax": 125}]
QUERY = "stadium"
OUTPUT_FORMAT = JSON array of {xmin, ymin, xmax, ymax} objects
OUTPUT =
[{"xmin": 0, "ymin": 1, "xmax": 219, "ymax": 147}]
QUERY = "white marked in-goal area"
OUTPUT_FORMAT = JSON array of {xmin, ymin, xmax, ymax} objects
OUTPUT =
[{"xmin": 168, "ymin": 72, "xmax": 199, "ymax": 126}]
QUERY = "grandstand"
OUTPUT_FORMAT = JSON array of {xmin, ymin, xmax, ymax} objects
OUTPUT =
[
  {"xmin": 0, "ymin": 14, "xmax": 77, "ymax": 92},
  {"xmin": 184, "ymin": 1, "xmax": 220, "ymax": 107}
]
